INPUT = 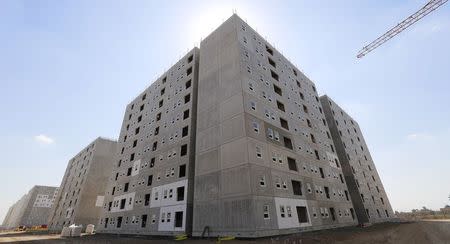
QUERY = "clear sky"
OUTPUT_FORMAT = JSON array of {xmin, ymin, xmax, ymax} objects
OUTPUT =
[{"xmin": 1, "ymin": 0, "xmax": 449, "ymax": 222}]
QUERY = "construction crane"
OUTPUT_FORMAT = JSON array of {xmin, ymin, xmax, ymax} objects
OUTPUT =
[{"xmin": 357, "ymin": 0, "xmax": 448, "ymax": 58}]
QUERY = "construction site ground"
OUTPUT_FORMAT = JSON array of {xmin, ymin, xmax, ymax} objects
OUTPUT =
[{"xmin": 0, "ymin": 220, "xmax": 449, "ymax": 243}]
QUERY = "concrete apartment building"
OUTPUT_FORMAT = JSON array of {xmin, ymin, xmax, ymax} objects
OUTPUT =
[
  {"xmin": 97, "ymin": 48, "xmax": 199, "ymax": 235},
  {"xmin": 320, "ymin": 95, "xmax": 394, "ymax": 224},
  {"xmin": 2, "ymin": 185, "xmax": 58, "ymax": 229},
  {"xmin": 192, "ymin": 14, "xmax": 357, "ymax": 238},
  {"xmin": 48, "ymin": 137, "xmax": 117, "ymax": 231}
]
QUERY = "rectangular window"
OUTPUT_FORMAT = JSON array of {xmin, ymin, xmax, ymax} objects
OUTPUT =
[
  {"xmin": 135, "ymin": 127, "xmax": 140, "ymax": 135},
  {"xmin": 112, "ymin": 187, "xmax": 116, "ymax": 196},
  {"xmin": 117, "ymin": 216, "xmax": 123, "ymax": 228},
  {"xmin": 303, "ymin": 105, "xmax": 308, "ymax": 114},
  {"xmin": 144, "ymin": 194, "xmax": 150, "ymax": 206},
  {"xmin": 187, "ymin": 54, "xmax": 193, "ymax": 63},
  {"xmin": 150, "ymin": 157, "xmax": 155, "ymax": 168},
  {"xmin": 324, "ymin": 186, "xmax": 330, "ymax": 199},
  {"xmin": 175, "ymin": 211, "xmax": 183, "ymax": 228},
  {"xmin": 156, "ymin": 112, "xmax": 161, "ymax": 121},
  {"xmin": 184, "ymin": 94, "xmax": 191, "ymax": 104},
  {"xmin": 319, "ymin": 167, "xmax": 325, "ymax": 178},
  {"xmin": 137, "ymin": 115, "xmax": 142, "ymax": 123},
  {"xmin": 266, "ymin": 45, "xmax": 273, "ymax": 55},
  {"xmin": 179, "ymin": 164, "xmax": 186, "ymax": 178},
  {"xmin": 159, "ymin": 99, "xmax": 164, "ymax": 108},
  {"xmin": 182, "ymin": 126, "xmax": 188, "ymax": 137},
  {"xmin": 185, "ymin": 79, "xmax": 191, "ymax": 89},
  {"xmin": 283, "ymin": 137, "xmax": 293, "ymax": 150},
  {"xmin": 183, "ymin": 109, "xmax": 190, "ymax": 119},
  {"xmin": 124, "ymin": 183, "xmax": 129, "ymax": 192},
  {"xmin": 186, "ymin": 67, "xmax": 192, "ymax": 75},
  {"xmin": 329, "ymin": 207, "xmax": 336, "ymax": 221},
  {"xmin": 130, "ymin": 153, "xmax": 135, "ymax": 161},
  {"xmin": 292, "ymin": 180, "xmax": 302, "ymax": 195},
  {"xmin": 280, "ymin": 118, "xmax": 289, "ymax": 130},
  {"xmin": 147, "ymin": 175, "xmax": 153, "ymax": 186},
  {"xmin": 314, "ymin": 150, "xmax": 320, "ymax": 160},
  {"xmin": 120, "ymin": 199, "xmax": 126, "ymax": 209},
  {"xmin": 140, "ymin": 104, "xmax": 144, "ymax": 111},
  {"xmin": 152, "ymin": 141, "xmax": 158, "ymax": 151},
  {"xmin": 141, "ymin": 214, "xmax": 147, "ymax": 228},
  {"xmin": 154, "ymin": 126, "xmax": 159, "ymax": 135},
  {"xmin": 345, "ymin": 190, "xmax": 349, "ymax": 201},
  {"xmin": 310, "ymin": 133, "xmax": 316, "ymax": 143},
  {"xmin": 271, "ymin": 70, "xmax": 279, "ymax": 81},
  {"xmin": 287, "ymin": 157, "xmax": 297, "ymax": 171},
  {"xmin": 133, "ymin": 140, "xmax": 137, "ymax": 148},
  {"xmin": 160, "ymin": 88, "xmax": 165, "ymax": 95},
  {"xmin": 273, "ymin": 84, "xmax": 282, "ymax": 95},
  {"xmin": 180, "ymin": 144, "xmax": 188, "ymax": 156},
  {"xmin": 268, "ymin": 57, "xmax": 276, "ymax": 68},
  {"xmin": 127, "ymin": 167, "xmax": 132, "ymax": 176},
  {"xmin": 177, "ymin": 186, "xmax": 185, "ymax": 201},
  {"xmin": 276, "ymin": 100, "xmax": 285, "ymax": 112}
]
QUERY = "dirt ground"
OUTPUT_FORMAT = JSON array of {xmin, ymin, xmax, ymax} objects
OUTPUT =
[{"xmin": 0, "ymin": 220, "xmax": 449, "ymax": 244}]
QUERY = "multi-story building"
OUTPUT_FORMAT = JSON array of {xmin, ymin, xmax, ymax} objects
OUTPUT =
[
  {"xmin": 48, "ymin": 137, "xmax": 117, "ymax": 231},
  {"xmin": 192, "ymin": 14, "xmax": 357, "ymax": 238},
  {"xmin": 2, "ymin": 185, "xmax": 58, "ymax": 229},
  {"xmin": 97, "ymin": 48, "xmax": 199, "ymax": 235},
  {"xmin": 94, "ymin": 14, "xmax": 394, "ymax": 238},
  {"xmin": 320, "ymin": 95, "xmax": 394, "ymax": 224}
]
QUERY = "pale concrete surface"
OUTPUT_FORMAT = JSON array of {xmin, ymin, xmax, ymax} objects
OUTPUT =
[{"xmin": 1, "ymin": 221, "xmax": 449, "ymax": 243}]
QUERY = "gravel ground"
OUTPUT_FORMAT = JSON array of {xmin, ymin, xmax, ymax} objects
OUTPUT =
[{"xmin": 0, "ymin": 220, "xmax": 449, "ymax": 244}]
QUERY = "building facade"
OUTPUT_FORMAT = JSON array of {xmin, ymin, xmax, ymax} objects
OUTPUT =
[
  {"xmin": 97, "ymin": 48, "xmax": 199, "ymax": 235},
  {"xmin": 2, "ymin": 185, "xmax": 58, "ymax": 229},
  {"xmin": 192, "ymin": 15, "xmax": 357, "ymax": 238},
  {"xmin": 320, "ymin": 95, "xmax": 394, "ymax": 224},
  {"xmin": 48, "ymin": 137, "xmax": 117, "ymax": 231}
]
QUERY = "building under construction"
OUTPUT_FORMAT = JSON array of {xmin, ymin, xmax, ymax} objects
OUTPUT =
[{"xmin": 2, "ymin": 186, "xmax": 58, "ymax": 229}]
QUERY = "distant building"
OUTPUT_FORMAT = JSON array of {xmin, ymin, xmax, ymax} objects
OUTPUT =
[
  {"xmin": 320, "ymin": 95, "xmax": 395, "ymax": 224},
  {"xmin": 440, "ymin": 206, "xmax": 450, "ymax": 215},
  {"xmin": 2, "ymin": 185, "xmax": 58, "ymax": 229},
  {"xmin": 47, "ymin": 137, "xmax": 117, "ymax": 231}
]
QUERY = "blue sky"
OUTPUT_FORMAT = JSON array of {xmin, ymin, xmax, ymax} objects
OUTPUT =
[{"xmin": 1, "ymin": 0, "xmax": 449, "ymax": 222}]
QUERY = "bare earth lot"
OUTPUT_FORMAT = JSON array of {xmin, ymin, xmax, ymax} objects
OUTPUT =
[{"xmin": 1, "ymin": 220, "xmax": 449, "ymax": 244}]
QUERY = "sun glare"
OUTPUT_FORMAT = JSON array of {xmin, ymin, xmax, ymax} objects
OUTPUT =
[{"xmin": 187, "ymin": 4, "xmax": 257, "ymax": 46}]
